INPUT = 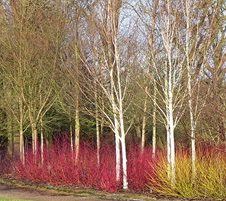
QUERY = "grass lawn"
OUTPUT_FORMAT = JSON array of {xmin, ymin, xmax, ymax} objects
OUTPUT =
[{"xmin": 0, "ymin": 197, "xmax": 31, "ymax": 201}]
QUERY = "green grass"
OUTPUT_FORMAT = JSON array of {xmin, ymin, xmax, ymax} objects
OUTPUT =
[
  {"xmin": 0, "ymin": 178, "xmax": 158, "ymax": 201},
  {"xmin": 0, "ymin": 197, "xmax": 31, "ymax": 201}
]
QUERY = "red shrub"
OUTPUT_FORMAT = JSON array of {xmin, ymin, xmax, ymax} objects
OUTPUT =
[
  {"xmin": 127, "ymin": 145, "xmax": 157, "ymax": 191},
  {"xmin": 12, "ymin": 137, "xmax": 226, "ymax": 193},
  {"xmin": 12, "ymin": 139, "xmax": 158, "ymax": 192}
]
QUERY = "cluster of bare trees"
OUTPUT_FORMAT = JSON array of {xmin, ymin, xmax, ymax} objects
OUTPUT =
[{"xmin": 0, "ymin": 0, "xmax": 225, "ymax": 190}]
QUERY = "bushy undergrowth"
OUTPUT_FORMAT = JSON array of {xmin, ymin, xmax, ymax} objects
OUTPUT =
[
  {"xmin": 149, "ymin": 146, "xmax": 226, "ymax": 199},
  {"xmin": 13, "ymin": 141, "xmax": 156, "ymax": 192},
  {"xmin": 7, "ymin": 137, "xmax": 226, "ymax": 199}
]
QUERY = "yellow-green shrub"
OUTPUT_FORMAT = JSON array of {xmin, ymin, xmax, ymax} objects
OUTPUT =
[
  {"xmin": 149, "ymin": 152, "xmax": 226, "ymax": 199},
  {"xmin": 196, "ymin": 156, "xmax": 226, "ymax": 199}
]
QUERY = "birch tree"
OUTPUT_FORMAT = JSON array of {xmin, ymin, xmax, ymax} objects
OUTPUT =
[
  {"xmin": 80, "ymin": 0, "xmax": 135, "ymax": 189},
  {"xmin": 59, "ymin": 42, "xmax": 82, "ymax": 163},
  {"xmin": 133, "ymin": 0, "xmax": 159, "ymax": 157},
  {"xmin": 143, "ymin": 0, "xmax": 187, "ymax": 183},
  {"xmin": 182, "ymin": 0, "xmax": 224, "ymax": 177}
]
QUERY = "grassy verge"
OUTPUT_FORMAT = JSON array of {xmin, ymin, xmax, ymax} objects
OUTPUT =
[
  {"xmin": 0, "ymin": 197, "xmax": 31, "ymax": 201},
  {"xmin": 0, "ymin": 177, "xmax": 159, "ymax": 201}
]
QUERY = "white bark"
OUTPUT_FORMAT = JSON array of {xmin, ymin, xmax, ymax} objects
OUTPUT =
[
  {"xmin": 168, "ymin": 59, "xmax": 176, "ymax": 185},
  {"xmin": 19, "ymin": 97, "xmax": 25, "ymax": 164},
  {"xmin": 28, "ymin": 110, "xmax": 38, "ymax": 161},
  {"xmin": 75, "ymin": 105, "xmax": 80, "ymax": 164},
  {"xmin": 96, "ymin": 118, "xmax": 100, "ymax": 166},
  {"xmin": 165, "ymin": 91, "xmax": 176, "ymax": 184},
  {"xmin": 165, "ymin": 67, "xmax": 171, "ymax": 180},
  {"xmin": 100, "ymin": 99, "xmax": 104, "ymax": 136},
  {"xmin": 40, "ymin": 117, "xmax": 44, "ymax": 165},
  {"xmin": 74, "ymin": 30, "xmax": 80, "ymax": 164},
  {"xmin": 136, "ymin": 125, "xmax": 141, "ymax": 138},
  {"xmin": 115, "ymin": 36, "xmax": 128, "ymax": 190},
  {"xmin": 119, "ymin": 103, "xmax": 128, "ymax": 190},
  {"xmin": 141, "ymin": 86, "xmax": 148, "ymax": 152},
  {"xmin": 114, "ymin": 115, "xmax": 121, "ymax": 182},
  {"xmin": 95, "ymin": 82, "xmax": 100, "ymax": 165},
  {"xmin": 32, "ymin": 125, "xmax": 38, "ymax": 159},
  {"xmin": 168, "ymin": 104, "xmax": 175, "ymax": 184},
  {"xmin": 187, "ymin": 55, "xmax": 196, "ymax": 179},
  {"xmin": 166, "ymin": 122, "xmax": 171, "ymax": 180},
  {"xmin": 111, "ymin": 66, "xmax": 121, "ymax": 182},
  {"xmin": 185, "ymin": 0, "xmax": 196, "ymax": 179},
  {"xmin": 32, "ymin": 125, "xmax": 38, "ymax": 161},
  {"xmin": 19, "ymin": 123, "xmax": 25, "ymax": 164},
  {"xmin": 111, "ymin": 66, "xmax": 121, "ymax": 180},
  {"xmin": 69, "ymin": 122, "xmax": 74, "ymax": 153},
  {"xmin": 165, "ymin": 1, "xmax": 176, "ymax": 183},
  {"xmin": 152, "ymin": 81, "xmax": 157, "ymax": 157},
  {"xmin": 82, "ymin": 0, "xmax": 127, "ymax": 189},
  {"xmin": 141, "ymin": 114, "xmax": 147, "ymax": 152},
  {"xmin": 190, "ymin": 116, "xmax": 196, "ymax": 179},
  {"xmin": 121, "ymin": 133, "xmax": 128, "ymax": 190}
]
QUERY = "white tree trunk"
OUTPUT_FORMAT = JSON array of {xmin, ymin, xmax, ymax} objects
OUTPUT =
[
  {"xmin": 169, "ymin": 108, "xmax": 175, "ymax": 184},
  {"xmin": 114, "ymin": 115, "xmax": 121, "ymax": 182},
  {"xmin": 19, "ymin": 126, "xmax": 24, "ymax": 164},
  {"xmin": 190, "ymin": 111, "xmax": 196, "ymax": 179},
  {"xmin": 165, "ymin": 47, "xmax": 176, "ymax": 184},
  {"xmin": 136, "ymin": 125, "xmax": 141, "ymax": 138},
  {"xmin": 166, "ymin": 98, "xmax": 175, "ymax": 184},
  {"xmin": 152, "ymin": 81, "xmax": 157, "ymax": 157},
  {"xmin": 165, "ymin": 75, "xmax": 171, "ymax": 180},
  {"xmin": 121, "ymin": 134, "xmax": 128, "ymax": 190},
  {"xmin": 119, "ymin": 110, "xmax": 128, "ymax": 190},
  {"xmin": 19, "ymin": 97, "xmax": 24, "ymax": 164},
  {"xmin": 141, "ymin": 87, "xmax": 148, "ymax": 153},
  {"xmin": 75, "ymin": 106, "xmax": 80, "ymax": 164},
  {"xmin": 166, "ymin": 113, "xmax": 171, "ymax": 180},
  {"xmin": 141, "ymin": 116, "xmax": 147, "ymax": 152},
  {"xmin": 31, "ymin": 124, "xmax": 38, "ymax": 162},
  {"xmin": 96, "ymin": 115, "xmax": 100, "ymax": 166},
  {"xmin": 95, "ymin": 83, "xmax": 100, "ymax": 165},
  {"xmin": 40, "ymin": 117, "xmax": 44, "ymax": 165},
  {"xmin": 100, "ymin": 99, "xmax": 104, "ymax": 136},
  {"xmin": 116, "ymin": 40, "xmax": 128, "ymax": 189},
  {"xmin": 168, "ymin": 78, "xmax": 176, "ymax": 185},
  {"xmin": 29, "ymin": 111, "xmax": 38, "ymax": 161},
  {"xmin": 187, "ymin": 63, "xmax": 196, "ymax": 179},
  {"xmin": 74, "ymin": 42, "xmax": 80, "ymax": 164},
  {"xmin": 110, "ymin": 64, "xmax": 121, "ymax": 182},
  {"xmin": 70, "ymin": 123, "xmax": 74, "ymax": 153},
  {"xmin": 118, "ymin": 74, "xmax": 128, "ymax": 189},
  {"xmin": 185, "ymin": 0, "xmax": 196, "ymax": 180}
]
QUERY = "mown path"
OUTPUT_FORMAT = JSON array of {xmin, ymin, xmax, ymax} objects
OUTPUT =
[
  {"xmin": 0, "ymin": 183, "xmax": 183, "ymax": 201},
  {"xmin": 0, "ymin": 184, "xmax": 98, "ymax": 201},
  {"xmin": 0, "ymin": 184, "xmax": 116, "ymax": 201}
]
